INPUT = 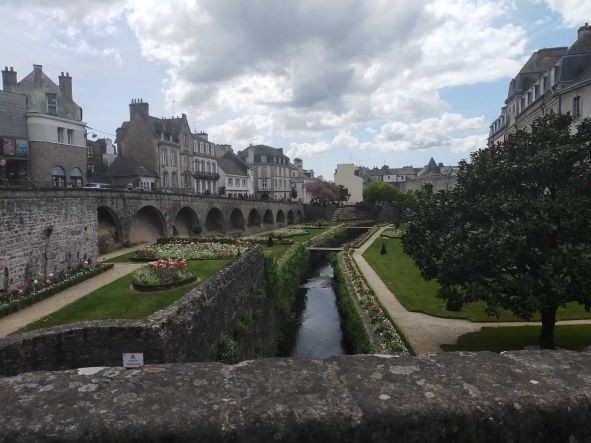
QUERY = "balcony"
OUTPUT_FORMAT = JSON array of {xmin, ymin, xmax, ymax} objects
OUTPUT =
[{"xmin": 192, "ymin": 171, "xmax": 220, "ymax": 181}]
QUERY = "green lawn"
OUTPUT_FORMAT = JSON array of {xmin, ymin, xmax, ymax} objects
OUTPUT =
[
  {"xmin": 441, "ymin": 325, "xmax": 591, "ymax": 352},
  {"xmin": 18, "ymin": 259, "xmax": 229, "ymax": 333},
  {"xmin": 104, "ymin": 250, "xmax": 138, "ymax": 263},
  {"xmin": 363, "ymin": 237, "xmax": 591, "ymax": 322}
]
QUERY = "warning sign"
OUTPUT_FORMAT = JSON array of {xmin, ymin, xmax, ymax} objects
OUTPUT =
[{"xmin": 123, "ymin": 353, "xmax": 144, "ymax": 369}]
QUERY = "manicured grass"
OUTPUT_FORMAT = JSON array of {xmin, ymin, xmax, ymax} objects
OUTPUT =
[
  {"xmin": 18, "ymin": 259, "xmax": 230, "ymax": 333},
  {"xmin": 363, "ymin": 237, "xmax": 591, "ymax": 322},
  {"xmin": 441, "ymin": 325, "xmax": 591, "ymax": 352},
  {"xmin": 104, "ymin": 250, "xmax": 138, "ymax": 263}
]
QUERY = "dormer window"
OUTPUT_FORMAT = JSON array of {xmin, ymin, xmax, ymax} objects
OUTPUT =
[
  {"xmin": 261, "ymin": 155, "xmax": 267, "ymax": 163},
  {"xmin": 169, "ymin": 134, "xmax": 173, "ymax": 142},
  {"xmin": 46, "ymin": 93, "xmax": 57, "ymax": 114},
  {"xmin": 160, "ymin": 132, "xmax": 164, "ymax": 141}
]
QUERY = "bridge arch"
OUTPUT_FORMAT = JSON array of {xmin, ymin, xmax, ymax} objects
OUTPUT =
[
  {"xmin": 263, "ymin": 209, "xmax": 274, "ymax": 226},
  {"xmin": 287, "ymin": 210, "xmax": 295, "ymax": 225},
  {"xmin": 97, "ymin": 206, "xmax": 122, "ymax": 254},
  {"xmin": 247, "ymin": 209, "xmax": 262, "ymax": 228},
  {"xmin": 276, "ymin": 209, "xmax": 286, "ymax": 225},
  {"xmin": 229, "ymin": 208, "xmax": 246, "ymax": 232},
  {"xmin": 174, "ymin": 207, "xmax": 200, "ymax": 236},
  {"xmin": 130, "ymin": 205, "xmax": 166, "ymax": 243},
  {"xmin": 205, "ymin": 207, "xmax": 224, "ymax": 234}
]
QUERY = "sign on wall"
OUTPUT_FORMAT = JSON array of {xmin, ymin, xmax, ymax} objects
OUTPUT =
[
  {"xmin": 1, "ymin": 137, "xmax": 15, "ymax": 156},
  {"xmin": 122, "ymin": 353, "xmax": 144, "ymax": 369},
  {"xmin": 15, "ymin": 139, "xmax": 29, "ymax": 157}
]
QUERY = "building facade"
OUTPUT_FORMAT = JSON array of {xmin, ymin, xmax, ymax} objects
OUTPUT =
[
  {"xmin": 237, "ymin": 145, "xmax": 292, "ymax": 200},
  {"xmin": 0, "ymin": 90, "xmax": 28, "ymax": 184},
  {"xmin": 290, "ymin": 158, "xmax": 315, "ymax": 204},
  {"xmin": 489, "ymin": 23, "xmax": 591, "ymax": 144},
  {"xmin": 1, "ymin": 65, "xmax": 87, "ymax": 186},
  {"xmin": 216, "ymin": 144, "xmax": 253, "ymax": 198},
  {"xmin": 191, "ymin": 132, "xmax": 220, "ymax": 195},
  {"xmin": 334, "ymin": 164, "xmax": 363, "ymax": 204}
]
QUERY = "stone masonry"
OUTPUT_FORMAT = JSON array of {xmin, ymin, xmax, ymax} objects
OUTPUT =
[{"xmin": 0, "ymin": 350, "xmax": 589, "ymax": 441}]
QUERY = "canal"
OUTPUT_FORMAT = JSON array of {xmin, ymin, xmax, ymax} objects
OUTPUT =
[{"xmin": 278, "ymin": 258, "xmax": 347, "ymax": 358}]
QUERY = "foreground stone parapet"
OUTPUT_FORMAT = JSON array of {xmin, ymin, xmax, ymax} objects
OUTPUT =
[{"xmin": 1, "ymin": 351, "xmax": 590, "ymax": 442}]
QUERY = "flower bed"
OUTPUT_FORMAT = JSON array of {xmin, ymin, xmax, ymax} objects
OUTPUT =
[
  {"xmin": 134, "ymin": 241, "xmax": 248, "ymax": 261},
  {"xmin": 0, "ymin": 263, "xmax": 114, "ymax": 319},
  {"xmin": 380, "ymin": 228, "xmax": 404, "ymax": 239},
  {"xmin": 340, "ymin": 250, "xmax": 410, "ymax": 356},
  {"xmin": 132, "ymin": 258, "xmax": 196, "ymax": 291},
  {"xmin": 349, "ymin": 225, "xmax": 381, "ymax": 248},
  {"xmin": 245, "ymin": 227, "xmax": 308, "ymax": 241}
]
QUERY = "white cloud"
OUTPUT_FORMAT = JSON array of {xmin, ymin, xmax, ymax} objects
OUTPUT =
[
  {"xmin": 449, "ymin": 134, "xmax": 488, "ymax": 153},
  {"xmin": 543, "ymin": 0, "xmax": 591, "ymax": 27},
  {"xmin": 288, "ymin": 141, "xmax": 331, "ymax": 159}
]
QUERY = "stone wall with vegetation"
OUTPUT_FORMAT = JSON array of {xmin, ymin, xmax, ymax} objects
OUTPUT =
[
  {"xmin": 303, "ymin": 204, "xmax": 335, "ymax": 221},
  {"xmin": 0, "ymin": 194, "xmax": 98, "ymax": 295},
  {"xmin": 1, "ymin": 351, "xmax": 590, "ymax": 442},
  {"xmin": 0, "ymin": 246, "xmax": 270, "ymax": 376}
]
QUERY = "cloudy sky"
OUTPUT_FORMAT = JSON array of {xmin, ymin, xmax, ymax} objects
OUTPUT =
[{"xmin": 0, "ymin": 0, "xmax": 589, "ymax": 179}]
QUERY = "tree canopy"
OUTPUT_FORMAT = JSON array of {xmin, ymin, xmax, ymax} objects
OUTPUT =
[
  {"xmin": 306, "ymin": 180, "xmax": 337, "ymax": 203},
  {"xmin": 363, "ymin": 181, "xmax": 401, "ymax": 204},
  {"xmin": 403, "ymin": 114, "xmax": 591, "ymax": 348}
]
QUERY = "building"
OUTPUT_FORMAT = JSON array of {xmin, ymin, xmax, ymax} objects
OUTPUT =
[
  {"xmin": 0, "ymin": 89, "xmax": 29, "ymax": 184},
  {"xmin": 86, "ymin": 138, "xmax": 116, "ymax": 183},
  {"xmin": 290, "ymin": 158, "xmax": 316, "ymax": 204},
  {"xmin": 237, "ymin": 144, "xmax": 292, "ymax": 200},
  {"xmin": 216, "ymin": 144, "xmax": 253, "ymax": 198},
  {"xmin": 1, "ymin": 65, "xmax": 87, "ymax": 186},
  {"xmin": 191, "ymin": 132, "xmax": 220, "ymax": 195},
  {"xmin": 116, "ymin": 99, "xmax": 212, "ymax": 192},
  {"xmin": 334, "ymin": 164, "xmax": 363, "ymax": 204},
  {"xmin": 489, "ymin": 23, "xmax": 591, "ymax": 144}
]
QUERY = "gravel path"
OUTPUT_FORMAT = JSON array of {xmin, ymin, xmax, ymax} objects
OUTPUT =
[
  {"xmin": 352, "ymin": 226, "xmax": 591, "ymax": 354},
  {"xmin": 0, "ymin": 245, "xmax": 147, "ymax": 337}
]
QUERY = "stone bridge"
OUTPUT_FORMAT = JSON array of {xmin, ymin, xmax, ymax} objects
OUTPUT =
[
  {"xmin": 90, "ymin": 189, "xmax": 304, "ymax": 244},
  {"xmin": 0, "ymin": 189, "xmax": 303, "ymax": 293}
]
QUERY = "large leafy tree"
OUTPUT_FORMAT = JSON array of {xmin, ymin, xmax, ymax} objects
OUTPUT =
[
  {"xmin": 306, "ymin": 180, "xmax": 337, "ymax": 203},
  {"xmin": 403, "ymin": 114, "xmax": 591, "ymax": 348},
  {"xmin": 363, "ymin": 181, "xmax": 401, "ymax": 203}
]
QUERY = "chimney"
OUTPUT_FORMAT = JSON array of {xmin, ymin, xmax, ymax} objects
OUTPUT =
[
  {"xmin": 59, "ymin": 71, "xmax": 72, "ymax": 100},
  {"xmin": 198, "ymin": 131, "xmax": 208, "ymax": 141},
  {"xmin": 129, "ymin": 98, "xmax": 149, "ymax": 120},
  {"xmin": 2, "ymin": 66, "xmax": 17, "ymax": 92},
  {"xmin": 578, "ymin": 22, "xmax": 591, "ymax": 40}
]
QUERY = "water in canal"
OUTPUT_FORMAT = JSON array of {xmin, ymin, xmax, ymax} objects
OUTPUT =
[{"xmin": 278, "ymin": 260, "xmax": 347, "ymax": 358}]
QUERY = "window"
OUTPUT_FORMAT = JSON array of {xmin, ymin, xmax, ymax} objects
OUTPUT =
[
  {"xmin": 261, "ymin": 179, "xmax": 268, "ymax": 190},
  {"xmin": 206, "ymin": 162, "xmax": 211, "ymax": 173},
  {"xmin": 67, "ymin": 129, "xmax": 74, "ymax": 144},
  {"xmin": 46, "ymin": 93, "xmax": 57, "ymax": 114},
  {"xmin": 184, "ymin": 173, "xmax": 191, "ymax": 187},
  {"xmin": 261, "ymin": 155, "xmax": 267, "ymax": 163},
  {"xmin": 69, "ymin": 167, "xmax": 83, "ymax": 187},
  {"xmin": 212, "ymin": 163, "xmax": 216, "ymax": 173},
  {"xmin": 169, "ymin": 134, "xmax": 173, "ymax": 142},
  {"xmin": 260, "ymin": 166, "xmax": 267, "ymax": 178},
  {"xmin": 163, "ymin": 172, "xmax": 168, "ymax": 186},
  {"xmin": 184, "ymin": 153, "xmax": 189, "ymax": 167},
  {"xmin": 161, "ymin": 149, "xmax": 167, "ymax": 165},
  {"xmin": 51, "ymin": 166, "xmax": 65, "ymax": 188},
  {"xmin": 57, "ymin": 127, "xmax": 64, "ymax": 143},
  {"xmin": 200, "ymin": 142, "xmax": 204, "ymax": 153},
  {"xmin": 172, "ymin": 172, "xmax": 177, "ymax": 187},
  {"xmin": 573, "ymin": 96, "xmax": 581, "ymax": 119},
  {"xmin": 242, "ymin": 179, "xmax": 246, "ymax": 187},
  {"xmin": 171, "ymin": 152, "xmax": 176, "ymax": 166},
  {"xmin": 533, "ymin": 85, "xmax": 539, "ymax": 100},
  {"xmin": 553, "ymin": 66, "xmax": 559, "ymax": 85},
  {"xmin": 542, "ymin": 76, "xmax": 547, "ymax": 91},
  {"xmin": 193, "ymin": 140, "xmax": 198, "ymax": 153},
  {"xmin": 161, "ymin": 132, "xmax": 165, "ymax": 141},
  {"xmin": 228, "ymin": 178, "xmax": 233, "ymax": 187}
]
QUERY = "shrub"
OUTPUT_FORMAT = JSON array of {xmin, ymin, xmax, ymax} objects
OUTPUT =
[
  {"xmin": 380, "ymin": 243, "xmax": 387, "ymax": 255},
  {"xmin": 266, "ymin": 235, "xmax": 274, "ymax": 247},
  {"xmin": 217, "ymin": 336, "xmax": 240, "ymax": 364}
]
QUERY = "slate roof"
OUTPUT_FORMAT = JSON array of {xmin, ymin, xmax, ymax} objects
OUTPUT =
[
  {"xmin": 116, "ymin": 116, "xmax": 185, "ymax": 144},
  {"xmin": 567, "ymin": 25, "xmax": 591, "ymax": 55},
  {"xmin": 217, "ymin": 151, "xmax": 249, "ymax": 176},
  {"xmin": 237, "ymin": 144, "xmax": 289, "ymax": 160},
  {"xmin": 109, "ymin": 156, "xmax": 158, "ymax": 178},
  {"xmin": 417, "ymin": 158, "xmax": 441, "ymax": 177},
  {"xmin": 507, "ymin": 47, "xmax": 567, "ymax": 100}
]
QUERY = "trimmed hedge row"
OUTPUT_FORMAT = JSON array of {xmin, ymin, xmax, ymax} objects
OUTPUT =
[{"xmin": 0, "ymin": 263, "xmax": 114, "ymax": 319}]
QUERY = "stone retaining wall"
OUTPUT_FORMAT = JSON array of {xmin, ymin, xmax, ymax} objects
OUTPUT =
[
  {"xmin": 0, "ymin": 246, "xmax": 271, "ymax": 376},
  {"xmin": 0, "ymin": 350, "xmax": 589, "ymax": 442}
]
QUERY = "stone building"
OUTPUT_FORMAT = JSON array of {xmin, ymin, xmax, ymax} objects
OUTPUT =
[
  {"xmin": 334, "ymin": 164, "xmax": 363, "ymax": 204},
  {"xmin": 116, "ymin": 99, "xmax": 197, "ymax": 192},
  {"xmin": 1, "ymin": 65, "xmax": 87, "ymax": 186},
  {"xmin": 0, "ymin": 89, "xmax": 28, "ymax": 183},
  {"xmin": 86, "ymin": 138, "xmax": 116, "ymax": 183},
  {"xmin": 489, "ymin": 23, "xmax": 591, "ymax": 144},
  {"xmin": 290, "ymin": 158, "xmax": 315, "ymax": 204},
  {"xmin": 191, "ymin": 132, "xmax": 220, "ymax": 195},
  {"xmin": 237, "ymin": 144, "xmax": 292, "ymax": 200},
  {"xmin": 216, "ymin": 144, "xmax": 252, "ymax": 198}
]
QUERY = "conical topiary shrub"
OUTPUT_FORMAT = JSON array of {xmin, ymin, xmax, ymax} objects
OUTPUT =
[
  {"xmin": 380, "ymin": 243, "xmax": 387, "ymax": 255},
  {"xmin": 267, "ymin": 235, "xmax": 274, "ymax": 247}
]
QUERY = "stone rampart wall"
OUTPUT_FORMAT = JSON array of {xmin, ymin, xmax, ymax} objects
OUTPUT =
[
  {"xmin": 0, "ymin": 350, "xmax": 589, "ymax": 442},
  {"xmin": 0, "ymin": 195, "xmax": 98, "ymax": 295},
  {"xmin": 303, "ymin": 204, "xmax": 335, "ymax": 221},
  {"xmin": 399, "ymin": 175, "xmax": 458, "ymax": 193},
  {"xmin": 0, "ymin": 246, "xmax": 269, "ymax": 376}
]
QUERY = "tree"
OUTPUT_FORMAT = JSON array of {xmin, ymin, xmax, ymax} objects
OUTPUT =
[
  {"xmin": 306, "ymin": 180, "xmax": 337, "ymax": 203},
  {"xmin": 363, "ymin": 181, "xmax": 401, "ymax": 204},
  {"xmin": 403, "ymin": 114, "xmax": 591, "ymax": 348}
]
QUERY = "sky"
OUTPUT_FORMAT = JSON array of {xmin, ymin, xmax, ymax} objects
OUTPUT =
[{"xmin": 0, "ymin": 0, "xmax": 589, "ymax": 180}]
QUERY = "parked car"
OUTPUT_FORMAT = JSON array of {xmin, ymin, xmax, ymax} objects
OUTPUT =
[{"xmin": 82, "ymin": 183, "xmax": 110, "ymax": 190}]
